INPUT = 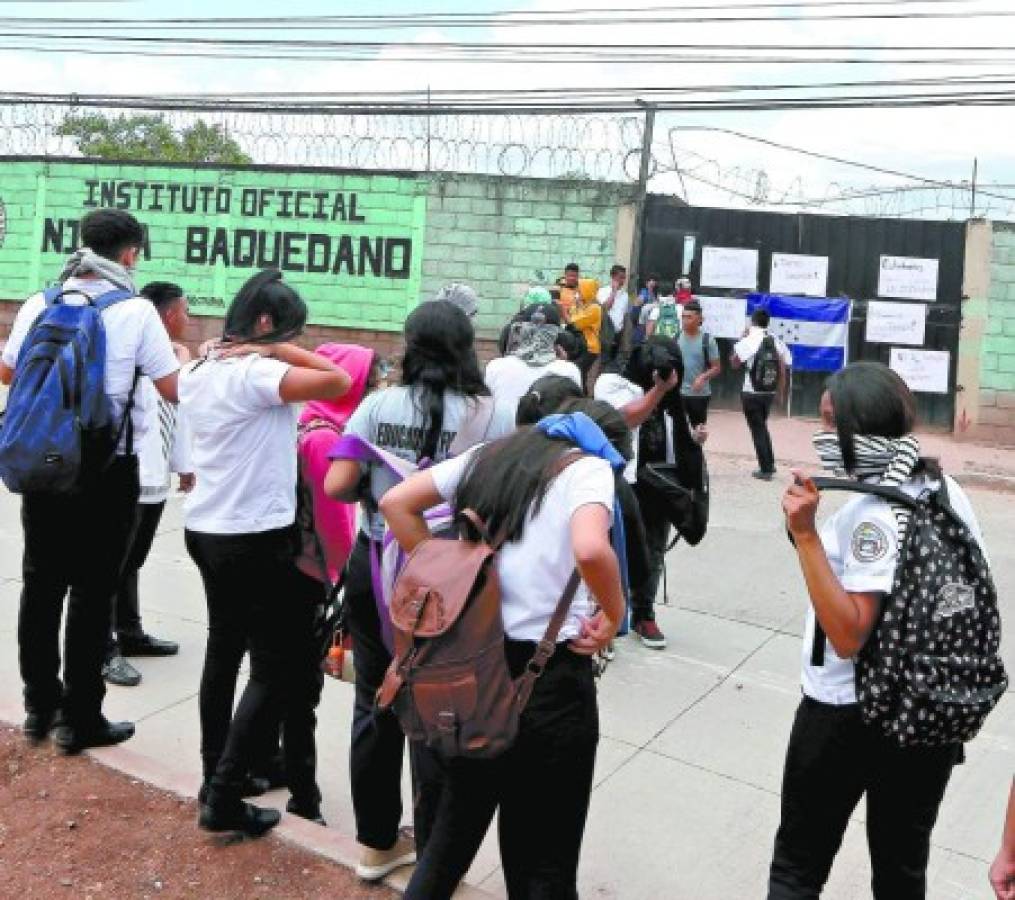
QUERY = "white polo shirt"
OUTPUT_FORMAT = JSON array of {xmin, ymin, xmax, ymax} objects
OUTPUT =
[
  {"xmin": 1, "ymin": 277, "xmax": 180, "ymax": 455},
  {"xmin": 801, "ymin": 474, "xmax": 987, "ymax": 705},
  {"xmin": 733, "ymin": 327, "xmax": 792, "ymax": 394},
  {"xmin": 179, "ymin": 354, "xmax": 297, "ymax": 535},
  {"xmin": 594, "ymin": 373, "xmax": 675, "ymax": 483},
  {"xmin": 430, "ymin": 447, "xmax": 614, "ymax": 642},
  {"xmin": 597, "ymin": 285, "xmax": 630, "ymax": 332}
]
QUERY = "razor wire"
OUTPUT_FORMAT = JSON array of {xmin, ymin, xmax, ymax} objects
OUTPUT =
[
  {"xmin": 2, "ymin": 99, "xmax": 1013, "ymax": 220},
  {"xmin": 0, "ymin": 100, "xmax": 644, "ymax": 182},
  {"xmin": 655, "ymin": 130, "xmax": 1015, "ymax": 221}
]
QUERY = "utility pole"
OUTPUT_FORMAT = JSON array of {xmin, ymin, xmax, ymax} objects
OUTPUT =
[
  {"xmin": 426, "ymin": 85, "xmax": 432, "ymax": 173},
  {"xmin": 970, "ymin": 156, "xmax": 978, "ymax": 218},
  {"xmin": 629, "ymin": 102, "xmax": 656, "ymax": 295}
]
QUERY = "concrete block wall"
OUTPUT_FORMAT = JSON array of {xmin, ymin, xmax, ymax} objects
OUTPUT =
[
  {"xmin": 0, "ymin": 159, "xmax": 634, "ymax": 354},
  {"xmin": 421, "ymin": 174, "xmax": 634, "ymax": 336},
  {"xmin": 957, "ymin": 220, "xmax": 1015, "ymax": 445}
]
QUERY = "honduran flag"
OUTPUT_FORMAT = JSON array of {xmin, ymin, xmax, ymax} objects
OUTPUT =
[{"xmin": 746, "ymin": 293, "xmax": 851, "ymax": 372}]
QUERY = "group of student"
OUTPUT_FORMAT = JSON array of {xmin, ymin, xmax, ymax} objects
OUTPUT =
[{"xmin": 0, "ymin": 207, "xmax": 1008, "ymax": 900}]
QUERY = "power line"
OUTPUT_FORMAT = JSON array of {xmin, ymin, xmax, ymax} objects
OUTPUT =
[{"xmin": 669, "ymin": 126, "xmax": 1015, "ymax": 201}]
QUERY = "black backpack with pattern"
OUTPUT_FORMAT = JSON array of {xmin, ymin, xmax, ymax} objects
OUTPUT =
[{"xmin": 814, "ymin": 477, "xmax": 1008, "ymax": 748}]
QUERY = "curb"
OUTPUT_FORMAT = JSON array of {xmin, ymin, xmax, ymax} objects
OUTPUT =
[
  {"xmin": 708, "ymin": 449, "xmax": 1015, "ymax": 493},
  {"xmin": 0, "ymin": 706, "xmax": 497, "ymax": 899}
]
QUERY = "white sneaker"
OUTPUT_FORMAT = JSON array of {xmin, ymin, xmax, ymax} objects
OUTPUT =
[{"xmin": 356, "ymin": 826, "xmax": 416, "ymax": 881}]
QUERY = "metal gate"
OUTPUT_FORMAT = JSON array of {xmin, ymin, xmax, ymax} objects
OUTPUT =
[{"xmin": 639, "ymin": 200, "xmax": 965, "ymax": 429}]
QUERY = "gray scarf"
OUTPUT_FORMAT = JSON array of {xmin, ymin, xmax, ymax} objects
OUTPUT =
[
  {"xmin": 58, "ymin": 247, "xmax": 137, "ymax": 294},
  {"xmin": 508, "ymin": 322, "xmax": 560, "ymax": 368},
  {"xmin": 812, "ymin": 430, "xmax": 921, "ymax": 541}
]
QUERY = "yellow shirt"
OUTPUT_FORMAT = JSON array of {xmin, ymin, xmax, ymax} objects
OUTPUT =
[{"xmin": 570, "ymin": 301, "xmax": 602, "ymax": 355}]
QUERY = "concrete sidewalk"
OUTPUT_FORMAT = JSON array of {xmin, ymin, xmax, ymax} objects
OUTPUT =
[
  {"xmin": 703, "ymin": 406, "xmax": 1015, "ymax": 490},
  {"xmin": 0, "ymin": 424, "xmax": 1011, "ymax": 898}
]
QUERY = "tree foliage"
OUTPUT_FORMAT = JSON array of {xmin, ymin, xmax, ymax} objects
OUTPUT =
[{"xmin": 56, "ymin": 114, "xmax": 252, "ymax": 164}]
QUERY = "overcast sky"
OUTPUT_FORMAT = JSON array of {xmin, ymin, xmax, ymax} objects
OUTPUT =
[{"xmin": 4, "ymin": 0, "xmax": 1015, "ymax": 219}]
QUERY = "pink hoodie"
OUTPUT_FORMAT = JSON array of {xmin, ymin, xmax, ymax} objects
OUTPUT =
[{"xmin": 296, "ymin": 343, "xmax": 375, "ymax": 583}]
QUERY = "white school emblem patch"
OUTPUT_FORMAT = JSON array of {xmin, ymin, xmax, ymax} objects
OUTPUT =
[{"xmin": 852, "ymin": 521, "xmax": 889, "ymax": 563}]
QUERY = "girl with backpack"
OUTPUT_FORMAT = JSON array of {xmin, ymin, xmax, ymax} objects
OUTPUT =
[
  {"xmin": 769, "ymin": 361, "xmax": 992, "ymax": 900},
  {"xmin": 379, "ymin": 398, "xmax": 629, "ymax": 899},
  {"xmin": 180, "ymin": 270, "xmax": 351, "ymax": 836},
  {"xmin": 323, "ymin": 301, "xmax": 514, "ymax": 881}
]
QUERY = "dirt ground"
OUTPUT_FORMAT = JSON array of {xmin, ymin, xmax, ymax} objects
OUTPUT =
[{"xmin": 0, "ymin": 726, "xmax": 396, "ymax": 899}]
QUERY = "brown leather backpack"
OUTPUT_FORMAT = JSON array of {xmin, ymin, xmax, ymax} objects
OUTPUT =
[{"xmin": 376, "ymin": 508, "xmax": 581, "ymax": 760}]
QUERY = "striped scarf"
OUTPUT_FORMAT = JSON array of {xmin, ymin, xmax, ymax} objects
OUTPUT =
[{"xmin": 812, "ymin": 431, "xmax": 921, "ymax": 541}]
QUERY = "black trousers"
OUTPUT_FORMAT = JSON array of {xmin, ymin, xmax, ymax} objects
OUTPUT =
[
  {"xmin": 407, "ymin": 642, "xmax": 600, "ymax": 900},
  {"xmin": 768, "ymin": 697, "xmax": 961, "ymax": 900},
  {"xmin": 112, "ymin": 500, "xmax": 166, "ymax": 640},
  {"xmin": 346, "ymin": 534, "xmax": 408, "ymax": 849},
  {"xmin": 682, "ymin": 395, "xmax": 711, "ymax": 428},
  {"xmin": 630, "ymin": 482, "xmax": 670, "ymax": 622},
  {"xmin": 742, "ymin": 392, "xmax": 776, "ymax": 473},
  {"xmin": 185, "ymin": 525, "xmax": 324, "ymax": 806},
  {"xmin": 19, "ymin": 456, "xmax": 140, "ymax": 728}
]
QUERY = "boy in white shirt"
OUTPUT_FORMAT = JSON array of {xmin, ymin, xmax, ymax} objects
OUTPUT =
[
  {"xmin": 103, "ymin": 282, "xmax": 194, "ymax": 687},
  {"xmin": 0, "ymin": 209, "xmax": 181, "ymax": 753}
]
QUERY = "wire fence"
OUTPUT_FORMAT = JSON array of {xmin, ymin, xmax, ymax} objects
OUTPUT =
[
  {"xmin": 0, "ymin": 100, "xmax": 645, "ymax": 182},
  {"xmin": 2, "ymin": 98, "xmax": 1012, "ymax": 221}
]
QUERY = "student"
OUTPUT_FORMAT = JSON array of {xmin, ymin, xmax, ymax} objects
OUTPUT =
[
  {"xmin": 732, "ymin": 308, "xmax": 792, "ymax": 481},
  {"xmin": 631, "ymin": 272, "xmax": 659, "ymax": 346},
  {"xmin": 380, "ymin": 399, "xmax": 628, "ymax": 899},
  {"xmin": 180, "ymin": 270, "xmax": 351, "ymax": 836},
  {"xmin": 595, "ymin": 337, "xmax": 694, "ymax": 649},
  {"xmin": 103, "ymin": 281, "xmax": 194, "ymax": 689},
  {"xmin": 550, "ymin": 261, "xmax": 581, "ymax": 319},
  {"xmin": 485, "ymin": 299, "xmax": 582, "ymax": 416},
  {"xmin": 0, "ymin": 209, "xmax": 181, "ymax": 753},
  {"xmin": 568, "ymin": 281, "xmax": 603, "ymax": 393},
  {"xmin": 597, "ymin": 264, "xmax": 629, "ymax": 335},
  {"xmin": 769, "ymin": 361, "xmax": 987, "ymax": 899},
  {"xmin": 324, "ymin": 301, "xmax": 514, "ymax": 881},
  {"xmin": 296, "ymin": 343, "xmax": 380, "ymax": 587},
  {"xmin": 677, "ymin": 300, "xmax": 721, "ymax": 428}
]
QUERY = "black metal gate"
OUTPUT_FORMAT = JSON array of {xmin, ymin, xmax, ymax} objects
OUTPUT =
[{"xmin": 639, "ymin": 199, "xmax": 965, "ymax": 429}]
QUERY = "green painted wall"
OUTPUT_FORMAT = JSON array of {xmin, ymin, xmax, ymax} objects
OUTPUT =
[
  {"xmin": 0, "ymin": 160, "xmax": 632, "ymax": 338},
  {"xmin": 0, "ymin": 160, "xmax": 428, "ymax": 330},
  {"xmin": 421, "ymin": 175, "xmax": 631, "ymax": 335},
  {"xmin": 981, "ymin": 224, "xmax": 1015, "ymax": 393}
]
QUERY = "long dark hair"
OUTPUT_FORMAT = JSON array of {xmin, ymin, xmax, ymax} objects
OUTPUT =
[
  {"xmin": 454, "ymin": 398, "xmax": 631, "ymax": 545},
  {"xmin": 515, "ymin": 374, "xmax": 584, "ymax": 426},
  {"xmin": 824, "ymin": 361, "xmax": 928, "ymax": 474},
  {"xmin": 401, "ymin": 301, "xmax": 488, "ymax": 463},
  {"xmin": 222, "ymin": 269, "xmax": 307, "ymax": 343}
]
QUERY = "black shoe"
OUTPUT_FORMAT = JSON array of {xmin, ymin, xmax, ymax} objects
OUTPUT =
[
  {"xmin": 103, "ymin": 654, "xmax": 141, "ymax": 687},
  {"xmin": 118, "ymin": 633, "xmax": 179, "ymax": 657},
  {"xmin": 198, "ymin": 800, "xmax": 281, "ymax": 837},
  {"xmin": 23, "ymin": 709, "xmax": 61, "ymax": 745},
  {"xmin": 286, "ymin": 798, "xmax": 327, "ymax": 826},
  {"xmin": 751, "ymin": 469, "xmax": 775, "ymax": 481},
  {"xmin": 199, "ymin": 775, "xmax": 271, "ymax": 805},
  {"xmin": 53, "ymin": 718, "xmax": 135, "ymax": 755}
]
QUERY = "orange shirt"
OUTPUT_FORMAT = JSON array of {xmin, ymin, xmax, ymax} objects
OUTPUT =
[{"xmin": 570, "ymin": 301, "xmax": 602, "ymax": 355}]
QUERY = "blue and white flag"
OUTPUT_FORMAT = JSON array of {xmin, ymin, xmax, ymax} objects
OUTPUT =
[{"xmin": 747, "ymin": 293, "xmax": 851, "ymax": 372}]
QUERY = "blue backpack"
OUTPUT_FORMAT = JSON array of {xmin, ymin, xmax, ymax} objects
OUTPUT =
[{"xmin": 0, "ymin": 286, "xmax": 140, "ymax": 494}]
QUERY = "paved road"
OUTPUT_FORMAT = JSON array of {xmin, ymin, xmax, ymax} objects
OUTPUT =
[{"xmin": 0, "ymin": 457, "xmax": 1010, "ymax": 899}]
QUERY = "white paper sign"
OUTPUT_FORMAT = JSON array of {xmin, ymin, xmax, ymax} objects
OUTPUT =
[
  {"xmin": 866, "ymin": 301, "xmax": 927, "ymax": 346},
  {"xmin": 889, "ymin": 348, "xmax": 950, "ymax": 394},
  {"xmin": 878, "ymin": 255, "xmax": 939, "ymax": 301},
  {"xmin": 696, "ymin": 295, "xmax": 748, "ymax": 340},
  {"xmin": 701, "ymin": 246, "xmax": 759, "ymax": 291},
  {"xmin": 770, "ymin": 253, "xmax": 829, "ymax": 297}
]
